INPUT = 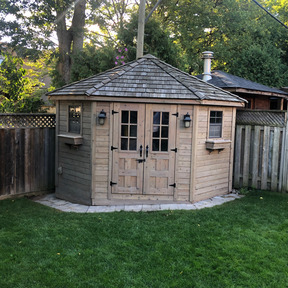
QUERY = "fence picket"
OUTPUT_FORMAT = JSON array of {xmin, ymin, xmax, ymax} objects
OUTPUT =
[{"xmin": 242, "ymin": 125, "xmax": 251, "ymax": 186}]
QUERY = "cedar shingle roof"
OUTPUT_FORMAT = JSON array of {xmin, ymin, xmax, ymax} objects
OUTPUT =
[
  {"xmin": 197, "ymin": 70, "xmax": 288, "ymax": 97},
  {"xmin": 48, "ymin": 55, "xmax": 244, "ymax": 103}
]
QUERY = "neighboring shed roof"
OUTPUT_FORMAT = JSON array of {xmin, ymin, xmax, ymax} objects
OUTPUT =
[
  {"xmin": 197, "ymin": 70, "xmax": 288, "ymax": 97},
  {"xmin": 48, "ymin": 55, "xmax": 244, "ymax": 103}
]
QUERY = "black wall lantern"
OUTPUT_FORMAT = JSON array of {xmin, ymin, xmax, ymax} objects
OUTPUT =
[
  {"xmin": 98, "ymin": 109, "xmax": 107, "ymax": 125},
  {"xmin": 183, "ymin": 113, "xmax": 191, "ymax": 128}
]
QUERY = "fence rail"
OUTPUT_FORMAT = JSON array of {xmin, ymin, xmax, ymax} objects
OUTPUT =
[
  {"xmin": 234, "ymin": 110, "xmax": 288, "ymax": 192},
  {"xmin": 0, "ymin": 114, "xmax": 55, "ymax": 199}
]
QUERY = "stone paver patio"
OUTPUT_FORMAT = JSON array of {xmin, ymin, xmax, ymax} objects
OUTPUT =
[{"xmin": 33, "ymin": 193, "xmax": 243, "ymax": 213}]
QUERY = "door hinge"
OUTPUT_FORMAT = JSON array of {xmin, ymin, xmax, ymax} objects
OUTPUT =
[
  {"xmin": 112, "ymin": 110, "xmax": 119, "ymax": 115},
  {"xmin": 111, "ymin": 146, "xmax": 118, "ymax": 151},
  {"xmin": 169, "ymin": 183, "xmax": 176, "ymax": 188},
  {"xmin": 110, "ymin": 181, "xmax": 117, "ymax": 186},
  {"xmin": 171, "ymin": 148, "xmax": 178, "ymax": 153},
  {"xmin": 172, "ymin": 112, "xmax": 179, "ymax": 117}
]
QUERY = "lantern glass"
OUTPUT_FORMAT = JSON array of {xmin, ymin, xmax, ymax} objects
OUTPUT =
[
  {"xmin": 98, "ymin": 110, "xmax": 106, "ymax": 125},
  {"xmin": 183, "ymin": 113, "xmax": 191, "ymax": 128}
]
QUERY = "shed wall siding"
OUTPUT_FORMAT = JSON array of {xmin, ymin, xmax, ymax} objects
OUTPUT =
[
  {"xmin": 193, "ymin": 106, "xmax": 234, "ymax": 202},
  {"xmin": 56, "ymin": 101, "xmax": 92, "ymax": 205},
  {"xmin": 175, "ymin": 105, "xmax": 193, "ymax": 201},
  {"xmin": 91, "ymin": 102, "xmax": 111, "ymax": 204}
]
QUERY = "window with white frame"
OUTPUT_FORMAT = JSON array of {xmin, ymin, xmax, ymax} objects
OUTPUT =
[{"xmin": 209, "ymin": 111, "xmax": 223, "ymax": 138}]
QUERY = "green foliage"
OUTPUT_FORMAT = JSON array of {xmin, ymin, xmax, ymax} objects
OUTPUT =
[
  {"xmin": 70, "ymin": 45, "xmax": 116, "ymax": 82},
  {"xmin": 0, "ymin": 54, "xmax": 47, "ymax": 113},
  {"xmin": 228, "ymin": 43, "xmax": 288, "ymax": 87},
  {"xmin": 1, "ymin": 190, "xmax": 288, "ymax": 287},
  {"xmin": 118, "ymin": 13, "xmax": 187, "ymax": 70},
  {"xmin": 160, "ymin": 0, "xmax": 288, "ymax": 86}
]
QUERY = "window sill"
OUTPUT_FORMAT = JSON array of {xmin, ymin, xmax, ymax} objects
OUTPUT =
[
  {"xmin": 58, "ymin": 133, "xmax": 83, "ymax": 146},
  {"xmin": 205, "ymin": 139, "xmax": 231, "ymax": 153}
]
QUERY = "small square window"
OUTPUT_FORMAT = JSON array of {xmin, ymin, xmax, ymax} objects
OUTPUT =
[
  {"xmin": 209, "ymin": 111, "xmax": 222, "ymax": 138},
  {"xmin": 68, "ymin": 105, "xmax": 81, "ymax": 134}
]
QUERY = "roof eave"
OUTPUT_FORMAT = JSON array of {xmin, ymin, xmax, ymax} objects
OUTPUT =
[{"xmin": 225, "ymin": 87, "xmax": 288, "ymax": 98}]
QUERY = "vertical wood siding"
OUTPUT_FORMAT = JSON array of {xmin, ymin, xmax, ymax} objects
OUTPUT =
[
  {"xmin": 56, "ymin": 101, "xmax": 92, "ymax": 205},
  {"xmin": 91, "ymin": 102, "xmax": 111, "ymax": 204},
  {"xmin": 193, "ymin": 106, "xmax": 235, "ymax": 202},
  {"xmin": 175, "ymin": 105, "xmax": 193, "ymax": 201},
  {"xmin": 0, "ymin": 127, "xmax": 55, "ymax": 199}
]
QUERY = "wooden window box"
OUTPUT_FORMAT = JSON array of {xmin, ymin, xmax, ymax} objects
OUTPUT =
[
  {"xmin": 205, "ymin": 139, "xmax": 231, "ymax": 153},
  {"xmin": 58, "ymin": 134, "xmax": 83, "ymax": 147}
]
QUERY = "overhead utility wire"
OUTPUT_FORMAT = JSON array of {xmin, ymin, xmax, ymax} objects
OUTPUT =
[{"xmin": 251, "ymin": 0, "xmax": 288, "ymax": 30}]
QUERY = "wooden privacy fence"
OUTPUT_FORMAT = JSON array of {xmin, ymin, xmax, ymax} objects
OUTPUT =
[
  {"xmin": 0, "ymin": 114, "xmax": 56, "ymax": 199},
  {"xmin": 233, "ymin": 110, "xmax": 288, "ymax": 192}
]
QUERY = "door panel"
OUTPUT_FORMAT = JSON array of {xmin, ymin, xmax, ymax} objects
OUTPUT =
[
  {"xmin": 143, "ymin": 105, "xmax": 176, "ymax": 195},
  {"xmin": 112, "ymin": 103, "xmax": 144, "ymax": 194},
  {"xmin": 112, "ymin": 103, "xmax": 177, "ymax": 197}
]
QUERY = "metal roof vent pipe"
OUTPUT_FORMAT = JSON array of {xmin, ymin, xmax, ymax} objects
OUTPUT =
[{"xmin": 202, "ymin": 51, "xmax": 214, "ymax": 82}]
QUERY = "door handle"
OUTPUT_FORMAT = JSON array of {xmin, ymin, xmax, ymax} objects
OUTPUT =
[
  {"xmin": 146, "ymin": 145, "xmax": 149, "ymax": 158},
  {"xmin": 140, "ymin": 145, "xmax": 143, "ymax": 157}
]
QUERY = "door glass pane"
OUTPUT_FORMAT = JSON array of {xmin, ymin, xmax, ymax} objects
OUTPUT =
[
  {"xmin": 153, "ymin": 139, "xmax": 159, "ymax": 151},
  {"xmin": 130, "ymin": 111, "xmax": 138, "ymax": 124},
  {"xmin": 153, "ymin": 126, "xmax": 160, "ymax": 137},
  {"xmin": 130, "ymin": 125, "xmax": 137, "ymax": 137},
  {"xmin": 161, "ymin": 126, "xmax": 168, "ymax": 138},
  {"xmin": 129, "ymin": 139, "xmax": 137, "ymax": 150},
  {"xmin": 152, "ymin": 111, "xmax": 169, "ymax": 152},
  {"xmin": 122, "ymin": 111, "xmax": 129, "ymax": 123},
  {"xmin": 162, "ymin": 112, "xmax": 169, "ymax": 125},
  {"xmin": 153, "ymin": 112, "xmax": 160, "ymax": 124},
  {"xmin": 121, "ymin": 110, "xmax": 138, "ymax": 151},
  {"xmin": 161, "ymin": 140, "xmax": 168, "ymax": 151},
  {"xmin": 121, "ymin": 138, "xmax": 128, "ymax": 150},
  {"xmin": 121, "ymin": 125, "xmax": 128, "ymax": 136}
]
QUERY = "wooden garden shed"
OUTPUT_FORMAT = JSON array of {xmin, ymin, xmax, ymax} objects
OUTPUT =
[{"xmin": 48, "ymin": 54, "xmax": 245, "ymax": 205}]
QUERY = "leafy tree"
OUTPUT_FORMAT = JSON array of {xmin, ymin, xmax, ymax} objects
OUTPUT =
[
  {"xmin": 158, "ymin": 0, "xmax": 288, "ymax": 87},
  {"xmin": 0, "ymin": 0, "xmax": 99, "ymax": 85},
  {"xmin": 0, "ymin": 54, "xmax": 47, "ymax": 113}
]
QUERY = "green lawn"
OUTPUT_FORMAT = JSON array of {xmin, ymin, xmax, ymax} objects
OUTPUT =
[{"xmin": 1, "ymin": 190, "xmax": 288, "ymax": 288}]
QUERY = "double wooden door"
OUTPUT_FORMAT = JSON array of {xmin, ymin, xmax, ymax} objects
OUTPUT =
[{"xmin": 111, "ymin": 103, "xmax": 177, "ymax": 196}]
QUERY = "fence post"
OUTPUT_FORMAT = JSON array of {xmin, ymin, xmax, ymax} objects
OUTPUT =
[{"xmin": 279, "ymin": 111, "xmax": 288, "ymax": 192}]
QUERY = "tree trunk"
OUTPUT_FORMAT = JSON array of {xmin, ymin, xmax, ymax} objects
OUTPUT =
[{"xmin": 56, "ymin": 0, "xmax": 86, "ymax": 85}]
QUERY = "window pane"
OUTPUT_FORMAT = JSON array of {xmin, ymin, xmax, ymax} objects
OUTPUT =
[
  {"xmin": 161, "ymin": 139, "xmax": 168, "ymax": 151},
  {"xmin": 130, "ymin": 111, "xmax": 137, "ymax": 124},
  {"xmin": 152, "ymin": 139, "xmax": 159, "ymax": 151},
  {"xmin": 122, "ymin": 111, "xmax": 129, "ymax": 123},
  {"xmin": 121, "ymin": 125, "xmax": 128, "ymax": 136},
  {"xmin": 209, "ymin": 125, "xmax": 222, "ymax": 138},
  {"xmin": 162, "ymin": 112, "xmax": 169, "ymax": 125},
  {"xmin": 121, "ymin": 138, "xmax": 128, "ymax": 150},
  {"xmin": 69, "ymin": 105, "xmax": 81, "ymax": 134},
  {"xmin": 161, "ymin": 126, "xmax": 168, "ymax": 138},
  {"xmin": 153, "ymin": 112, "xmax": 160, "ymax": 124},
  {"xmin": 130, "ymin": 125, "xmax": 137, "ymax": 137},
  {"xmin": 153, "ymin": 126, "xmax": 160, "ymax": 137},
  {"xmin": 129, "ymin": 139, "xmax": 137, "ymax": 150},
  {"xmin": 209, "ymin": 111, "xmax": 222, "ymax": 138}
]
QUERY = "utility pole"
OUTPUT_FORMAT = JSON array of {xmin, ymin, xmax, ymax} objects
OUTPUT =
[{"xmin": 136, "ymin": 0, "xmax": 146, "ymax": 59}]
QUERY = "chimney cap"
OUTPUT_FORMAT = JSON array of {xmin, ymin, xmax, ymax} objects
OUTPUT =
[{"xmin": 202, "ymin": 51, "xmax": 214, "ymax": 59}]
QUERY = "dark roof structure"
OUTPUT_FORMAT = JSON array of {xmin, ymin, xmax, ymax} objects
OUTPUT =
[
  {"xmin": 197, "ymin": 70, "xmax": 288, "ymax": 98},
  {"xmin": 48, "ymin": 55, "xmax": 244, "ymax": 103}
]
